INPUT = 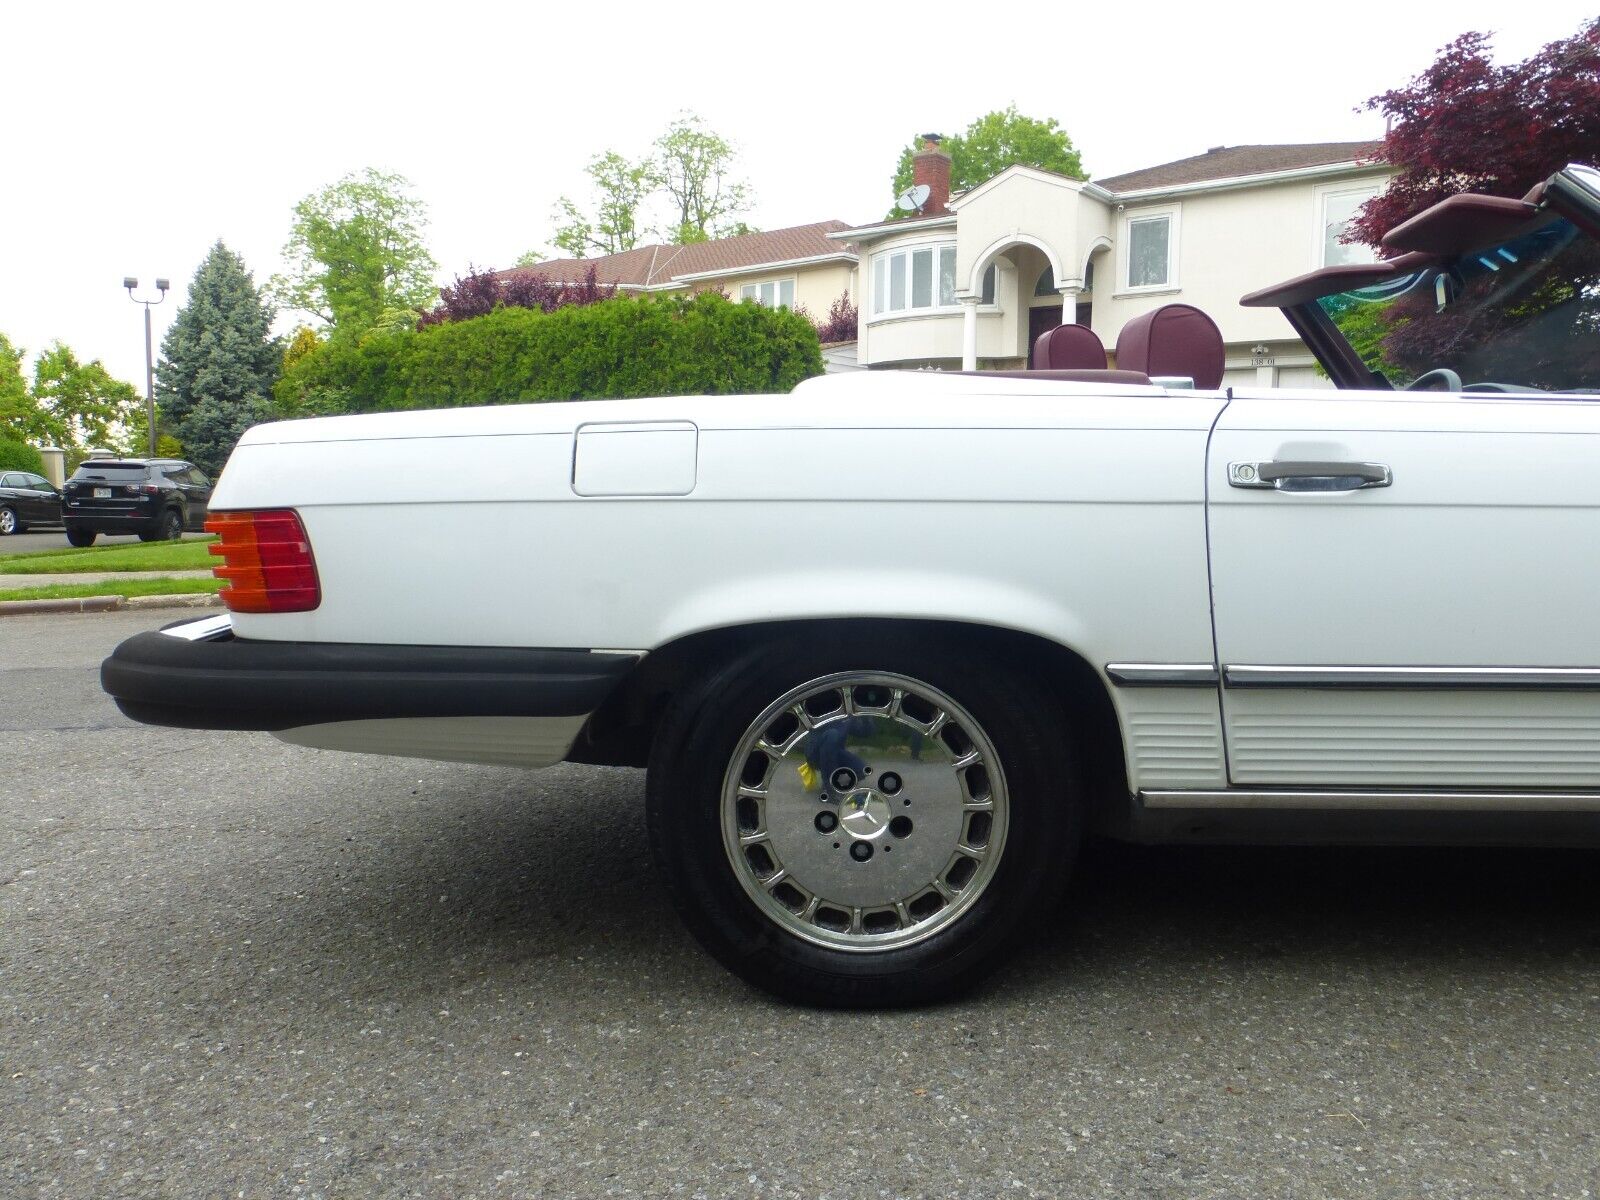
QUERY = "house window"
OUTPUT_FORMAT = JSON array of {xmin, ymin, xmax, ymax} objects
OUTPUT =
[
  {"xmin": 740, "ymin": 278, "xmax": 796, "ymax": 308},
  {"xmin": 1321, "ymin": 187, "xmax": 1380, "ymax": 267},
  {"xmin": 980, "ymin": 264, "xmax": 996, "ymax": 304},
  {"xmin": 871, "ymin": 243, "xmax": 958, "ymax": 315},
  {"xmin": 1126, "ymin": 214, "xmax": 1173, "ymax": 288},
  {"xmin": 1034, "ymin": 266, "xmax": 1056, "ymax": 297}
]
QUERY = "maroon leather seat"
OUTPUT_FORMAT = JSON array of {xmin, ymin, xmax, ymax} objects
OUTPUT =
[
  {"xmin": 1031, "ymin": 323, "xmax": 1108, "ymax": 371},
  {"xmin": 1114, "ymin": 304, "xmax": 1225, "ymax": 389}
]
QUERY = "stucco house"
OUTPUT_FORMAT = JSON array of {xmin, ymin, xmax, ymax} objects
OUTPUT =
[
  {"xmin": 845, "ymin": 136, "xmax": 1390, "ymax": 387},
  {"xmin": 518, "ymin": 135, "xmax": 1392, "ymax": 387},
  {"xmin": 508, "ymin": 222, "xmax": 857, "ymax": 323}
]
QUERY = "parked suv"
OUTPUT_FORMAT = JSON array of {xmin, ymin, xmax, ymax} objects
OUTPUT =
[
  {"xmin": 62, "ymin": 459, "xmax": 212, "ymax": 546},
  {"xmin": 0, "ymin": 471, "xmax": 63, "ymax": 534}
]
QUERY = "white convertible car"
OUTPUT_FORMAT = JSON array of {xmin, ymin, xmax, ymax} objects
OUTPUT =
[{"xmin": 104, "ymin": 165, "xmax": 1600, "ymax": 1004}]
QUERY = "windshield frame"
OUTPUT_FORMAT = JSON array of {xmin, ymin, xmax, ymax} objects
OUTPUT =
[{"xmin": 1245, "ymin": 164, "xmax": 1600, "ymax": 391}]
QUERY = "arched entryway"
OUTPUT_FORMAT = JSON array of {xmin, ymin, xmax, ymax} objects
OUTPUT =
[{"xmin": 961, "ymin": 236, "xmax": 1072, "ymax": 369}]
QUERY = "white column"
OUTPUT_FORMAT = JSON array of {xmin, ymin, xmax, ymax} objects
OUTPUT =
[
  {"xmin": 1058, "ymin": 286, "xmax": 1081, "ymax": 327},
  {"xmin": 961, "ymin": 297, "xmax": 979, "ymax": 371}
]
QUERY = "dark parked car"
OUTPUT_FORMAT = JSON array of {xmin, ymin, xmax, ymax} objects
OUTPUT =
[
  {"xmin": 62, "ymin": 458, "xmax": 212, "ymax": 547},
  {"xmin": 0, "ymin": 471, "xmax": 63, "ymax": 534}
]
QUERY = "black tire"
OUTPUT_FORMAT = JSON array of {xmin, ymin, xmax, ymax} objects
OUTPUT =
[
  {"xmin": 140, "ymin": 509, "xmax": 183, "ymax": 542},
  {"xmin": 646, "ymin": 630, "xmax": 1083, "ymax": 1007},
  {"xmin": 0, "ymin": 506, "xmax": 20, "ymax": 535},
  {"xmin": 64, "ymin": 525, "xmax": 96, "ymax": 547}
]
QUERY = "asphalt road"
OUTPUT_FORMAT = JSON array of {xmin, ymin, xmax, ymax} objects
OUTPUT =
[
  {"xmin": 0, "ymin": 530, "xmax": 210, "ymax": 557},
  {"xmin": 4, "ymin": 611, "xmax": 1599, "ymax": 1199}
]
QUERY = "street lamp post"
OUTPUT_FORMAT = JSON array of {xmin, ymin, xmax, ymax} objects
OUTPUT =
[{"xmin": 123, "ymin": 277, "xmax": 169, "ymax": 456}]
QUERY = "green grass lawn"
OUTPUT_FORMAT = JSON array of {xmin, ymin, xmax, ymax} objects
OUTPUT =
[
  {"xmin": 0, "ymin": 537, "xmax": 218, "ymax": 574},
  {"xmin": 0, "ymin": 576, "xmax": 224, "ymax": 602}
]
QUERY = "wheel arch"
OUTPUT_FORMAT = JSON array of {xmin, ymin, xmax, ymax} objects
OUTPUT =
[{"xmin": 570, "ymin": 616, "xmax": 1130, "ymax": 829}]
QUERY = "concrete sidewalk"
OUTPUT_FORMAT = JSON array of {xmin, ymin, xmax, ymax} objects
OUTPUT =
[{"xmin": 0, "ymin": 569, "xmax": 214, "ymax": 590}]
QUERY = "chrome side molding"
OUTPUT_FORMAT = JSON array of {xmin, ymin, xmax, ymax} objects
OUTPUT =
[
  {"xmin": 1108, "ymin": 662, "xmax": 1600, "ymax": 690},
  {"xmin": 1105, "ymin": 663, "xmax": 1219, "ymax": 687},
  {"xmin": 1142, "ymin": 788, "xmax": 1600, "ymax": 812},
  {"xmin": 1224, "ymin": 664, "xmax": 1600, "ymax": 690}
]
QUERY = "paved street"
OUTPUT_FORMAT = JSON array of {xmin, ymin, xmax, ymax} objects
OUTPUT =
[
  {"xmin": 4, "ymin": 611, "xmax": 1599, "ymax": 1199},
  {"xmin": 0, "ymin": 530, "xmax": 210, "ymax": 557}
]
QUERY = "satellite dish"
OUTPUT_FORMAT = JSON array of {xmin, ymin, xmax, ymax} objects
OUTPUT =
[{"xmin": 895, "ymin": 183, "xmax": 931, "ymax": 213}]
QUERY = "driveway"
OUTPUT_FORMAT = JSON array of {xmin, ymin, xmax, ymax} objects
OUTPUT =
[{"xmin": 4, "ymin": 610, "xmax": 1598, "ymax": 1198}]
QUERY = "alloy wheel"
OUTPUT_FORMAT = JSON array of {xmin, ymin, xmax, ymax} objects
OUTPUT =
[{"xmin": 721, "ymin": 671, "xmax": 1008, "ymax": 951}]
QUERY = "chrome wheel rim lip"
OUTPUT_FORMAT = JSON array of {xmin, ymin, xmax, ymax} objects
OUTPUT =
[{"xmin": 720, "ymin": 670, "xmax": 1009, "ymax": 952}]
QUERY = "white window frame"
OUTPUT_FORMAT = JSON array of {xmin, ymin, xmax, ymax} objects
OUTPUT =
[
  {"xmin": 739, "ymin": 276, "xmax": 797, "ymax": 308},
  {"xmin": 1316, "ymin": 183, "xmax": 1382, "ymax": 268},
  {"xmin": 1118, "ymin": 205, "xmax": 1180, "ymax": 295},
  {"xmin": 868, "ymin": 240, "xmax": 963, "ymax": 320}
]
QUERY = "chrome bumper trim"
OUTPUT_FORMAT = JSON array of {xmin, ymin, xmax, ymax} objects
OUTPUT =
[{"xmin": 157, "ymin": 613, "xmax": 233, "ymax": 642}]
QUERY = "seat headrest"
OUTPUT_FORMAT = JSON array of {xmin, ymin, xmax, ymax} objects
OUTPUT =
[
  {"xmin": 1114, "ymin": 304, "xmax": 1225, "ymax": 389},
  {"xmin": 1031, "ymin": 323, "xmax": 1108, "ymax": 371}
]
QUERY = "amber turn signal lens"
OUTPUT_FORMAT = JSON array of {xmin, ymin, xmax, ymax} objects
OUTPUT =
[{"xmin": 204, "ymin": 509, "xmax": 321, "ymax": 613}]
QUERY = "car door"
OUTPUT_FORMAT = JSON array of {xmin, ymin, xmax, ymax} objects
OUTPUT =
[
  {"xmin": 1206, "ymin": 388, "xmax": 1600, "ymax": 795},
  {"xmin": 26, "ymin": 474, "xmax": 61, "ymax": 524}
]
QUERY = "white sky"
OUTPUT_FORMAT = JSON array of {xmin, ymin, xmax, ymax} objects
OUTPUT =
[{"xmin": 1, "ymin": 0, "xmax": 1592, "ymax": 388}]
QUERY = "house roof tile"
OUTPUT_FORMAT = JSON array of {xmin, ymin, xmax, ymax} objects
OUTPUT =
[
  {"xmin": 509, "ymin": 221, "xmax": 856, "ymax": 288},
  {"xmin": 1094, "ymin": 141, "xmax": 1386, "ymax": 193}
]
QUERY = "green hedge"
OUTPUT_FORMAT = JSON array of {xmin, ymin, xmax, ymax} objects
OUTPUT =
[
  {"xmin": 0, "ymin": 437, "xmax": 45, "ymax": 473},
  {"xmin": 276, "ymin": 291, "xmax": 824, "ymax": 416}
]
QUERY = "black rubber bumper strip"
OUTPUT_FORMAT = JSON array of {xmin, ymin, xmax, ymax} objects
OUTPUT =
[{"xmin": 101, "ymin": 630, "xmax": 640, "ymax": 731}]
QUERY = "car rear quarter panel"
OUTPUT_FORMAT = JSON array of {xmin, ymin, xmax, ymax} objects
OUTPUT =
[{"xmin": 213, "ymin": 383, "xmax": 1230, "ymax": 790}]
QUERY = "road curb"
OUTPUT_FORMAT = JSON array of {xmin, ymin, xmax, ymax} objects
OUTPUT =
[{"xmin": 0, "ymin": 593, "xmax": 222, "ymax": 618}]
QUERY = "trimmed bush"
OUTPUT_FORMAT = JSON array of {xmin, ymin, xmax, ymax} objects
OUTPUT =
[
  {"xmin": 0, "ymin": 437, "xmax": 45, "ymax": 473},
  {"xmin": 277, "ymin": 291, "xmax": 823, "ymax": 416}
]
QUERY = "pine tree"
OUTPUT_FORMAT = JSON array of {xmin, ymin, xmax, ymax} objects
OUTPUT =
[
  {"xmin": 156, "ymin": 241, "xmax": 280, "ymax": 473},
  {"xmin": 157, "ymin": 242, "xmax": 278, "ymax": 430}
]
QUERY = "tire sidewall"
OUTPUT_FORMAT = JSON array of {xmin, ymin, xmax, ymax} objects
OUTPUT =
[
  {"xmin": 0, "ymin": 506, "xmax": 15, "ymax": 535},
  {"xmin": 648, "ymin": 633, "xmax": 1082, "ymax": 1005}
]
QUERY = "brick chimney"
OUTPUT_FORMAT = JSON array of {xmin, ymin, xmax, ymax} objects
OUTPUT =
[{"xmin": 912, "ymin": 134, "xmax": 952, "ymax": 215}]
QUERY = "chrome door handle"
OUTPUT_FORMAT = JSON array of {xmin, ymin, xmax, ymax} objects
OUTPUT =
[{"xmin": 1228, "ymin": 461, "xmax": 1392, "ymax": 492}]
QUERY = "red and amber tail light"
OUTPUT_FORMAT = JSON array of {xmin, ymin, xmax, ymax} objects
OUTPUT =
[{"xmin": 205, "ymin": 510, "xmax": 321, "ymax": 613}]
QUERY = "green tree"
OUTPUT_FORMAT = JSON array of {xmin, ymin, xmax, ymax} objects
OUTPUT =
[
  {"xmin": 0, "ymin": 437, "xmax": 46, "ymax": 473},
  {"xmin": 272, "ymin": 168, "xmax": 439, "ymax": 332},
  {"xmin": 157, "ymin": 241, "xmax": 280, "ymax": 433},
  {"xmin": 29, "ymin": 343, "xmax": 139, "ymax": 449},
  {"xmin": 655, "ymin": 114, "xmax": 753, "ymax": 244},
  {"xmin": 282, "ymin": 326, "xmax": 322, "ymax": 372},
  {"xmin": 179, "ymin": 394, "xmax": 276, "ymax": 476},
  {"xmin": 0, "ymin": 334, "xmax": 36, "ymax": 442},
  {"xmin": 888, "ymin": 107, "xmax": 1085, "ymax": 210},
  {"xmin": 550, "ymin": 151, "xmax": 659, "ymax": 257}
]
